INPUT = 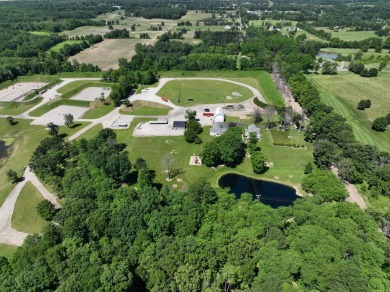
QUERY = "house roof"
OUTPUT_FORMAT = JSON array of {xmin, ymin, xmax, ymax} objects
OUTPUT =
[{"xmin": 210, "ymin": 122, "xmax": 229, "ymax": 135}]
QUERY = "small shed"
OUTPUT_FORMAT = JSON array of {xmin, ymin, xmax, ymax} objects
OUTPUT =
[{"xmin": 172, "ymin": 121, "xmax": 187, "ymax": 130}]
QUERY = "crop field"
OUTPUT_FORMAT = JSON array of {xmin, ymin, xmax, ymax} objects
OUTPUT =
[
  {"xmin": 157, "ymin": 79, "xmax": 253, "ymax": 106},
  {"xmin": 11, "ymin": 182, "xmax": 46, "ymax": 234},
  {"xmin": 317, "ymin": 27, "xmax": 379, "ymax": 41},
  {"xmin": 160, "ymin": 70, "xmax": 284, "ymax": 107},
  {"xmin": 308, "ymin": 71, "xmax": 390, "ymax": 152}
]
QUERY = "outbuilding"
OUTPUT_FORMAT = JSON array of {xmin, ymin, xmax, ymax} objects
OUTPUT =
[
  {"xmin": 172, "ymin": 121, "xmax": 187, "ymax": 130},
  {"xmin": 213, "ymin": 107, "xmax": 225, "ymax": 123}
]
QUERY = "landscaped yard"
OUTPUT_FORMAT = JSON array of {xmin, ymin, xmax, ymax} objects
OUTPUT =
[
  {"xmin": 120, "ymin": 100, "xmax": 172, "ymax": 116},
  {"xmin": 308, "ymin": 71, "xmax": 390, "ymax": 152},
  {"xmin": 11, "ymin": 182, "xmax": 46, "ymax": 234},
  {"xmin": 160, "ymin": 70, "xmax": 284, "ymax": 107}
]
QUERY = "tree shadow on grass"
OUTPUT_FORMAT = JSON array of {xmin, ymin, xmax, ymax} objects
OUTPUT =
[{"xmin": 70, "ymin": 123, "xmax": 82, "ymax": 129}]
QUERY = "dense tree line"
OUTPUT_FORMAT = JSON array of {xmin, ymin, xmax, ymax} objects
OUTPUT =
[
  {"xmin": 0, "ymin": 128, "xmax": 388, "ymax": 290},
  {"xmin": 104, "ymin": 29, "xmax": 131, "ymax": 39}
]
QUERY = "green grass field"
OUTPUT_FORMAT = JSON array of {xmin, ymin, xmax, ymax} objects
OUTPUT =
[
  {"xmin": 120, "ymin": 101, "xmax": 172, "ymax": 116},
  {"xmin": 317, "ymin": 27, "xmax": 378, "ymax": 41},
  {"xmin": 50, "ymin": 40, "xmax": 84, "ymax": 52},
  {"xmin": 28, "ymin": 98, "xmax": 90, "ymax": 117},
  {"xmin": 76, "ymin": 123, "xmax": 103, "ymax": 140},
  {"xmin": 11, "ymin": 182, "xmax": 46, "ymax": 234},
  {"xmin": 0, "ymin": 119, "xmax": 47, "ymax": 208},
  {"xmin": 0, "ymin": 244, "xmax": 18, "ymax": 259},
  {"xmin": 56, "ymin": 72, "xmax": 103, "ymax": 78},
  {"xmin": 0, "ymin": 97, "xmax": 43, "ymax": 115},
  {"xmin": 160, "ymin": 71, "xmax": 284, "ymax": 107},
  {"xmin": 308, "ymin": 72, "xmax": 390, "ymax": 152},
  {"xmin": 81, "ymin": 102, "xmax": 115, "ymax": 119},
  {"xmin": 57, "ymin": 80, "xmax": 112, "ymax": 95},
  {"xmin": 157, "ymin": 79, "xmax": 253, "ymax": 106}
]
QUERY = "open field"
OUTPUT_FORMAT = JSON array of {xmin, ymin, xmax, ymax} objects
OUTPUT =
[
  {"xmin": 11, "ymin": 182, "xmax": 46, "ymax": 234},
  {"xmin": 317, "ymin": 27, "xmax": 379, "ymax": 41},
  {"xmin": 50, "ymin": 40, "xmax": 84, "ymax": 52},
  {"xmin": 0, "ymin": 244, "xmax": 17, "ymax": 259},
  {"xmin": 81, "ymin": 101, "xmax": 115, "ymax": 119},
  {"xmin": 120, "ymin": 100, "xmax": 172, "ymax": 116},
  {"xmin": 157, "ymin": 79, "xmax": 253, "ymax": 106},
  {"xmin": 70, "ymin": 87, "xmax": 111, "ymax": 101},
  {"xmin": 308, "ymin": 71, "xmax": 390, "ymax": 152},
  {"xmin": 57, "ymin": 80, "xmax": 112, "ymax": 96},
  {"xmin": 160, "ymin": 71, "xmax": 284, "ymax": 107},
  {"xmin": 29, "ymin": 98, "xmax": 90, "ymax": 117},
  {"xmin": 0, "ymin": 119, "xmax": 47, "ymax": 208},
  {"xmin": 0, "ymin": 97, "xmax": 43, "ymax": 116}
]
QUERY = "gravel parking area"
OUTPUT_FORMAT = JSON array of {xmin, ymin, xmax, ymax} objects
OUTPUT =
[
  {"xmin": 132, "ymin": 121, "xmax": 185, "ymax": 137},
  {"xmin": 70, "ymin": 87, "xmax": 111, "ymax": 101},
  {"xmin": 31, "ymin": 105, "xmax": 89, "ymax": 126},
  {"xmin": 0, "ymin": 82, "xmax": 47, "ymax": 102}
]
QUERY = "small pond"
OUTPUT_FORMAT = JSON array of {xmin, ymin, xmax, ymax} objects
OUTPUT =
[
  {"xmin": 317, "ymin": 52, "xmax": 338, "ymax": 60},
  {"xmin": 218, "ymin": 173, "xmax": 300, "ymax": 208}
]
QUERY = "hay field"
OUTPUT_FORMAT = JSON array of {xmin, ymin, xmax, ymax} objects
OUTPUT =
[{"xmin": 308, "ymin": 71, "xmax": 390, "ymax": 152}]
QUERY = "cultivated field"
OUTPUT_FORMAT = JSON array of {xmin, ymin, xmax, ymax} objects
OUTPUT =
[
  {"xmin": 157, "ymin": 79, "xmax": 254, "ymax": 106},
  {"xmin": 308, "ymin": 71, "xmax": 390, "ymax": 152}
]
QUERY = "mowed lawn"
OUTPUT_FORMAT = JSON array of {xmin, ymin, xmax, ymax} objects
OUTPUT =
[
  {"xmin": 0, "ymin": 120, "xmax": 47, "ymax": 208},
  {"xmin": 78, "ymin": 118, "xmax": 313, "ymax": 194},
  {"xmin": 308, "ymin": 71, "xmax": 390, "ymax": 152},
  {"xmin": 11, "ymin": 182, "xmax": 46, "ymax": 234},
  {"xmin": 160, "ymin": 70, "xmax": 284, "ymax": 107},
  {"xmin": 120, "ymin": 101, "xmax": 172, "ymax": 116},
  {"xmin": 157, "ymin": 79, "xmax": 253, "ymax": 106},
  {"xmin": 0, "ymin": 244, "xmax": 18, "ymax": 259}
]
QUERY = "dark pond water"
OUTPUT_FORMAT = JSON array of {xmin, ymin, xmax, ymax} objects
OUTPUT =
[
  {"xmin": 218, "ymin": 173, "xmax": 300, "ymax": 208},
  {"xmin": 0, "ymin": 140, "xmax": 8, "ymax": 160}
]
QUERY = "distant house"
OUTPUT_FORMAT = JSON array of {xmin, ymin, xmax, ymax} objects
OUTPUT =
[
  {"xmin": 210, "ymin": 122, "xmax": 229, "ymax": 136},
  {"xmin": 172, "ymin": 121, "xmax": 186, "ymax": 130},
  {"xmin": 245, "ymin": 124, "xmax": 261, "ymax": 140},
  {"xmin": 213, "ymin": 107, "xmax": 225, "ymax": 123}
]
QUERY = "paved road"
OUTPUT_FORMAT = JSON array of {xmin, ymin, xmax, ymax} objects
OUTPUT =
[{"xmin": 0, "ymin": 76, "xmax": 266, "ymax": 246}]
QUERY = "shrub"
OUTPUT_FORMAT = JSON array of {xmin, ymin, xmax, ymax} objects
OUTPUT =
[
  {"xmin": 36, "ymin": 200, "xmax": 56, "ymax": 221},
  {"xmin": 372, "ymin": 117, "xmax": 388, "ymax": 132}
]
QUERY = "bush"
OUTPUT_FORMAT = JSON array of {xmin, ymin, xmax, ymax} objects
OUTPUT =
[
  {"xmin": 372, "ymin": 117, "xmax": 388, "ymax": 132},
  {"xmin": 36, "ymin": 200, "xmax": 56, "ymax": 221},
  {"xmin": 253, "ymin": 97, "xmax": 267, "ymax": 108},
  {"xmin": 386, "ymin": 113, "xmax": 390, "ymax": 124},
  {"xmin": 357, "ymin": 99, "xmax": 371, "ymax": 110}
]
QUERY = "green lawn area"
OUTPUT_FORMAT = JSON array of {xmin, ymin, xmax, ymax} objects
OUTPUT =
[
  {"xmin": 157, "ymin": 79, "xmax": 253, "ymax": 106},
  {"xmin": 308, "ymin": 71, "xmax": 390, "ymax": 152},
  {"xmin": 56, "ymin": 80, "xmax": 112, "ymax": 98},
  {"xmin": 11, "ymin": 182, "xmax": 46, "ymax": 234},
  {"xmin": 29, "ymin": 31, "xmax": 52, "ymax": 36},
  {"xmin": 0, "ymin": 97, "xmax": 43, "ymax": 115},
  {"xmin": 29, "ymin": 98, "xmax": 90, "ymax": 117},
  {"xmin": 50, "ymin": 40, "xmax": 84, "ymax": 52},
  {"xmin": 120, "ymin": 101, "xmax": 172, "ymax": 116},
  {"xmin": 317, "ymin": 27, "xmax": 379, "ymax": 41},
  {"xmin": 75, "ymin": 117, "xmax": 313, "ymax": 194},
  {"xmin": 56, "ymin": 72, "xmax": 103, "ymax": 78},
  {"xmin": 81, "ymin": 101, "xmax": 115, "ymax": 119},
  {"xmin": 76, "ymin": 123, "xmax": 103, "ymax": 140},
  {"xmin": 0, "ymin": 244, "xmax": 18, "ymax": 259},
  {"xmin": 270, "ymin": 128, "xmax": 307, "ymax": 146},
  {"xmin": 159, "ymin": 71, "xmax": 284, "ymax": 107},
  {"xmin": 0, "ymin": 75, "xmax": 59, "ymax": 91},
  {"xmin": 0, "ymin": 119, "xmax": 47, "ymax": 208},
  {"xmin": 59, "ymin": 122, "xmax": 91, "ymax": 138}
]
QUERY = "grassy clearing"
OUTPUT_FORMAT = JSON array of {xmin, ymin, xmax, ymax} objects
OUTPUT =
[
  {"xmin": 76, "ymin": 123, "xmax": 103, "ymax": 140},
  {"xmin": 29, "ymin": 98, "xmax": 89, "ymax": 117},
  {"xmin": 50, "ymin": 40, "xmax": 84, "ymax": 52},
  {"xmin": 120, "ymin": 101, "xmax": 172, "ymax": 116},
  {"xmin": 11, "ymin": 182, "xmax": 46, "ymax": 234},
  {"xmin": 308, "ymin": 71, "xmax": 390, "ymax": 152},
  {"xmin": 79, "ymin": 118, "xmax": 312, "ymax": 194},
  {"xmin": 57, "ymin": 80, "xmax": 111, "ymax": 96},
  {"xmin": 317, "ymin": 27, "xmax": 378, "ymax": 41},
  {"xmin": 157, "ymin": 79, "xmax": 253, "ymax": 106},
  {"xmin": 0, "ymin": 244, "xmax": 18, "ymax": 259},
  {"xmin": 81, "ymin": 102, "xmax": 115, "ymax": 119},
  {"xmin": 0, "ymin": 97, "xmax": 43, "ymax": 116},
  {"xmin": 57, "ymin": 72, "xmax": 103, "ymax": 78},
  {"xmin": 160, "ymin": 71, "xmax": 284, "ymax": 107},
  {"xmin": 59, "ymin": 122, "xmax": 90, "ymax": 138},
  {"xmin": 29, "ymin": 31, "xmax": 52, "ymax": 36},
  {"xmin": 0, "ymin": 119, "xmax": 47, "ymax": 208}
]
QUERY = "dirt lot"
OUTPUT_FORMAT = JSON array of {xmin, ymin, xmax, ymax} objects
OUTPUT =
[
  {"xmin": 70, "ymin": 87, "xmax": 111, "ymax": 101},
  {"xmin": 0, "ymin": 83, "xmax": 47, "ymax": 102},
  {"xmin": 30, "ymin": 106, "xmax": 89, "ymax": 126}
]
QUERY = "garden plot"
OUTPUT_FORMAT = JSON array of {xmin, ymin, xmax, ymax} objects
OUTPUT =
[
  {"xmin": 0, "ymin": 82, "xmax": 46, "ymax": 102},
  {"xmin": 31, "ymin": 106, "xmax": 89, "ymax": 126},
  {"xmin": 70, "ymin": 87, "xmax": 111, "ymax": 101}
]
